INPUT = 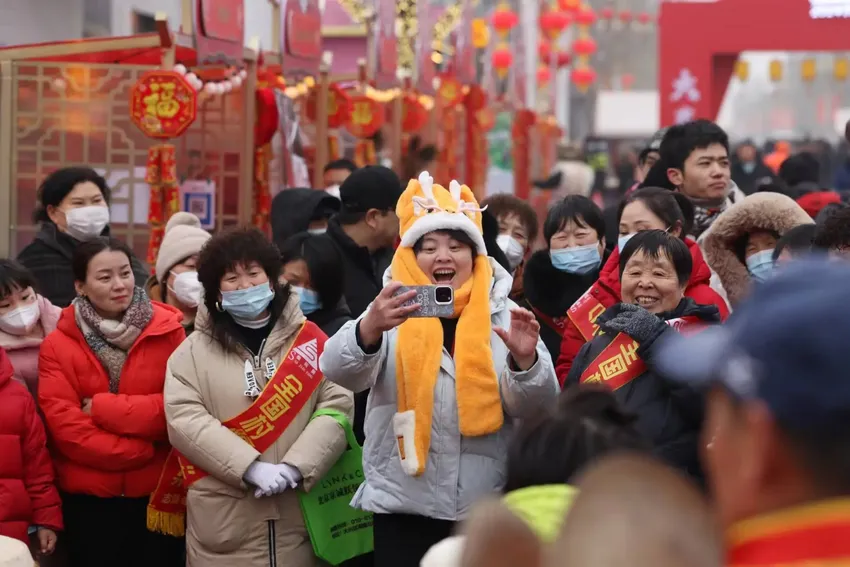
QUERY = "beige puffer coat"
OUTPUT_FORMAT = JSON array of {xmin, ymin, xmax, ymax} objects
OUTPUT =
[{"xmin": 164, "ymin": 293, "xmax": 354, "ymax": 567}]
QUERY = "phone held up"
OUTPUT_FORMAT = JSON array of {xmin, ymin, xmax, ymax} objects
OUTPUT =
[{"xmin": 394, "ymin": 285, "xmax": 455, "ymax": 318}]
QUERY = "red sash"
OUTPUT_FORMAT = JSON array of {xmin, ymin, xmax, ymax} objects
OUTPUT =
[
  {"xmin": 579, "ymin": 316, "xmax": 705, "ymax": 390},
  {"xmin": 146, "ymin": 321, "xmax": 326, "ymax": 537},
  {"xmin": 727, "ymin": 499, "xmax": 850, "ymax": 566},
  {"xmin": 531, "ymin": 306, "xmax": 568, "ymax": 338},
  {"xmin": 567, "ymin": 288, "xmax": 607, "ymax": 342}
]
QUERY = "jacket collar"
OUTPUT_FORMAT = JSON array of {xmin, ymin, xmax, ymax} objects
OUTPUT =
[
  {"xmin": 56, "ymin": 297, "xmax": 183, "ymax": 345},
  {"xmin": 523, "ymin": 248, "xmax": 601, "ymax": 316},
  {"xmin": 727, "ymin": 499, "xmax": 850, "ymax": 566},
  {"xmin": 194, "ymin": 286, "xmax": 305, "ymax": 356},
  {"xmin": 35, "ymin": 222, "xmax": 111, "ymax": 259},
  {"xmin": 381, "ymin": 257, "xmax": 513, "ymax": 315}
]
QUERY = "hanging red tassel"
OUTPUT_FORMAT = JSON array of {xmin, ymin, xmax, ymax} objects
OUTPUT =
[
  {"xmin": 145, "ymin": 144, "xmax": 179, "ymax": 270},
  {"xmin": 253, "ymin": 145, "xmax": 272, "ymax": 234}
]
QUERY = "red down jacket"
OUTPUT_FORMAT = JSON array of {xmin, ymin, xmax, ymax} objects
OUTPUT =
[
  {"xmin": 38, "ymin": 302, "xmax": 184, "ymax": 498},
  {"xmin": 0, "ymin": 347, "xmax": 62, "ymax": 543},
  {"xmin": 555, "ymin": 238, "xmax": 730, "ymax": 385}
]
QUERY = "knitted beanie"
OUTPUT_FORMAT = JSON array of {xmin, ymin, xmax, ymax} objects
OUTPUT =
[{"xmin": 155, "ymin": 212, "xmax": 211, "ymax": 279}]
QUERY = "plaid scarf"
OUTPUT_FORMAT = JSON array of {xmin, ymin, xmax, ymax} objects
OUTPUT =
[
  {"xmin": 690, "ymin": 197, "xmax": 729, "ymax": 239},
  {"xmin": 74, "ymin": 287, "xmax": 153, "ymax": 393}
]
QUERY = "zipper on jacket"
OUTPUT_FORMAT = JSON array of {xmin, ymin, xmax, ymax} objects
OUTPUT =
[
  {"xmin": 243, "ymin": 338, "xmax": 268, "ymax": 381},
  {"xmin": 267, "ymin": 520, "xmax": 277, "ymax": 567}
]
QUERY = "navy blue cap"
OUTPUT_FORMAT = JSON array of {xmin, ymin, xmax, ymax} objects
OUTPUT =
[{"xmin": 656, "ymin": 258, "xmax": 850, "ymax": 431}]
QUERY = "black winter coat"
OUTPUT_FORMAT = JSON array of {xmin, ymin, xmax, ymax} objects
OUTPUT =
[
  {"xmin": 17, "ymin": 223, "xmax": 149, "ymax": 308},
  {"xmin": 522, "ymin": 249, "xmax": 601, "ymax": 362},
  {"xmin": 565, "ymin": 298, "xmax": 720, "ymax": 481},
  {"xmin": 325, "ymin": 218, "xmax": 393, "ymax": 319},
  {"xmin": 308, "ymin": 299, "xmax": 352, "ymax": 339}
]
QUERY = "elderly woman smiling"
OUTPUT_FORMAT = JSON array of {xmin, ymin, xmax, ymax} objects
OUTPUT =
[
  {"xmin": 565, "ymin": 230, "xmax": 721, "ymax": 482},
  {"xmin": 319, "ymin": 173, "xmax": 558, "ymax": 567}
]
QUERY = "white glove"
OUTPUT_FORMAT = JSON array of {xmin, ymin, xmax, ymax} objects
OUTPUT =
[
  {"xmin": 243, "ymin": 461, "xmax": 288, "ymax": 498},
  {"xmin": 279, "ymin": 463, "xmax": 302, "ymax": 489}
]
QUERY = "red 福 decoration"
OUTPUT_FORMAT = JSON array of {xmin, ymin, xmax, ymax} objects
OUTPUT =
[{"xmin": 130, "ymin": 70, "xmax": 197, "ymax": 139}]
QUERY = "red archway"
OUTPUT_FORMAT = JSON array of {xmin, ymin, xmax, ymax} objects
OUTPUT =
[{"xmin": 659, "ymin": 0, "xmax": 850, "ymax": 126}]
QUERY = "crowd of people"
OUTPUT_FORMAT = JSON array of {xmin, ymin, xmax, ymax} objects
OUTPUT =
[{"xmin": 2, "ymin": 118, "xmax": 850, "ymax": 567}]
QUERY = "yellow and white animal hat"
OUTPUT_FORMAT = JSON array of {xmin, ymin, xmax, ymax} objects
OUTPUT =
[{"xmin": 390, "ymin": 172, "xmax": 504, "ymax": 477}]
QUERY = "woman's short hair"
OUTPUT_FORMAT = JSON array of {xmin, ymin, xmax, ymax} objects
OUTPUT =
[
  {"xmin": 198, "ymin": 227, "xmax": 290, "ymax": 351},
  {"xmin": 773, "ymin": 224, "xmax": 817, "ymax": 261},
  {"xmin": 481, "ymin": 194, "xmax": 540, "ymax": 244},
  {"xmin": 504, "ymin": 385, "xmax": 648, "ymax": 492},
  {"xmin": 412, "ymin": 229, "xmax": 478, "ymax": 256},
  {"xmin": 279, "ymin": 233, "xmax": 345, "ymax": 309},
  {"xmin": 619, "ymin": 230, "xmax": 693, "ymax": 286},
  {"xmin": 34, "ymin": 167, "xmax": 111, "ymax": 223},
  {"xmin": 71, "ymin": 237, "xmax": 134, "ymax": 283},
  {"xmin": 617, "ymin": 187, "xmax": 693, "ymax": 239},
  {"xmin": 543, "ymin": 195, "xmax": 605, "ymax": 245},
  {"xmin": 0, "ymin": 259, "xmax": 38, "ymax": 299}
]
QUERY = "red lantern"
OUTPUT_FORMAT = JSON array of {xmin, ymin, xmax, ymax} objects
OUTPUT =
[
  {"xmin": 254, "ymin": 88, "xmax": 279, "ymax": 146},
  {"xmin": 571, "ymin": 66, "xmax": 597, "ymax": 91},
  {"xmin": 402, "ymin": 95, "xmax": 428, "ymax": 133},
  {"xmin": 621, "ymin": 73, "xmax": 635, "ymax": 89},
  {"xmin": 537, "ymin": 65, "xmax": 551, "ymax": 85},
  {"xmin": 557, "ymin": 0, "xmax": 581, "ymax": 14},
  {"xmin": 346, "ymin": 94, "xmax": 385, "ymax": 138},
  {"xmin": 492, "ymin": 6, "xmax": 519, "ymax": 36},
  {"xmin": 575, "ymin": 5, "xmax": 597, "ymax": 27},
  {"xmin": 637, "ymin": 12, "xmax": 653, "ymax": 25},
  {"xmin": 539, "ymin": 10, "xmax": 571, "ymax": 41},
  {"xmin": 556, "ymin": 50, "xmax": 572, "ymax": 68},
  {"xmin": 618, "ymin": 9, "xmax": 632, "ymax": 23},
  {"xmin": 437, "ymin": 75, "xmax": 464, "ymax": 108},
  {"xmin": 572, "ymin": 37, "xmax": 597, "ymax": 57},
  {"xmin": 492, "ymin": 47, "xmax": 514, "ymax": 77},
  {"xmin": 600, "ymin": 6, "xmax": 614, "ymax": 20},
  {"xmin": 538, "ymin": 40, "xmax": 552, "ymax": 62}
]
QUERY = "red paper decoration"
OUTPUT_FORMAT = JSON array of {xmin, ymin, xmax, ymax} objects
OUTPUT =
[
  {"xmin": 129, "ymin": 71, "xmax": 197, "ymax": 139},
  {"xmin": 575, "ymin": 5, "xmax": 597, "ymax": 27},
  {"xmin": 540, "ymin": 10, "xmax": 572, "ymax": 40},
  {"xmin": 346, "ymin": 94, "xmax": 385, "ymax": 138},
  {"xmin": 572, "ymin": 37, "xmax": 598, "ymax": 57},
  {"xmin": 402, "ymin": 95, "xmax": 428, "ymax": 133},
  {"xmin": 492, "ymin": 6, "xmax": 519, "ymax": 36},
  {"xmin": 254, "ymin": 88, "xmax": 279, "ymax": 147}
]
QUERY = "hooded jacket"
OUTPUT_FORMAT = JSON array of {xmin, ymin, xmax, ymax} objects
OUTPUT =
[
  {"xmin": 270, "ymin": 188, "xmax": 341, "ymax": 248},
  {"xmin": 701, "ymin": 192, "xmax": 813, "ymax": 307},
  {"xmin": 565, "ymin": 298, "xmax": 720, "ymax": 480},
  {"xmin": 554, "ymin": 238, "xmax": 729, "ymax": 383},
  {"xmin": 164, "ymin": 290, "xmax": 353, "ymax": 567},
  {"xmin": 0, "ymin": 348, "xmax": 62, "ymax": 543},
  {"xmin": 38, "ymin": 301, "xmax": 185, "ymax": 497},
  {"xmin": 318, "ymin": 260, "xmax": 558, "ymax": 521},
  {"xmin": 17, "ymin": 223, "xmax": 148, "ymax": 308},
  {"xmin": 0, "ymin": 295, "xmax": 61, "ymax": 397}
]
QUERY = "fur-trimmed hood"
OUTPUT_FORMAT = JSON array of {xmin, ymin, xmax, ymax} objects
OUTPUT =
[{"xmin": 701, "ymin": 192, "xmax": 813, "ymax": 307}]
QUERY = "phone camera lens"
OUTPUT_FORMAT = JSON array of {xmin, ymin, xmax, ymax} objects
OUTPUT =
[{"xmin": 435, "ymin": 286, "xmax": 452, "ymax": 303}]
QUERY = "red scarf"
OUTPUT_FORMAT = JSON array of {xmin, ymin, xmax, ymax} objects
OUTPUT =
[{"xmin": 727, "ymin": 499, "xmax": 850, "ymax": 566}]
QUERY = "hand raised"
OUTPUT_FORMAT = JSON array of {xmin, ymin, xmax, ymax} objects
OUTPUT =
[
  {"xmin": 494, "ymin": 308, "xmax": 540, "ymax": 371},
  {"xmin": 359, "ymin": 281, "xmax": 420, "ymax": 347}
]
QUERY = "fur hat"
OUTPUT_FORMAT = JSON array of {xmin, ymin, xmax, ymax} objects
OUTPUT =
[
  {"xmin": 397, "ymin": 172, "xmax": 487, "ymax": 254},
  {"xmin": 155, "ymin": 212, "xmax": 211, "ymax": 279},
  {"xmin": 702, "ymin": 192, "xmax": 813, "ymax": 307}
]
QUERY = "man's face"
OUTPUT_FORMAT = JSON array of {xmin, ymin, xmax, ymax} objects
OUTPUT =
[
  {"xmin": 369, "ymin": 209, "xmax": 400, "ymax": 249},
  {"xmin": 703, "ymin": 387, "xmax": 773, "ymax": 529},
  {"xmin": 670, "ymin": 143, "xmax": 731, "ymax": 200},
  {"xmin": 324, "ymin": 167, "xmax": 352, "ymax": 188},
  {"xmin": 737, "ymin": 144, "xmax": 756, "ymax": 163}
]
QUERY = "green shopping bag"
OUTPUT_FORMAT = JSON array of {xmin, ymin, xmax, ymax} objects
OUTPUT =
[{"xmin": 299, "ymin": 409, "xmax": 374, "ymax": 565}]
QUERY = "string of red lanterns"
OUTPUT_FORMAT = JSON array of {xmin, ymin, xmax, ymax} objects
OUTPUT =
[{"xmin": 491, "ymin": 1, "xmax": 519, "ymax": 80}]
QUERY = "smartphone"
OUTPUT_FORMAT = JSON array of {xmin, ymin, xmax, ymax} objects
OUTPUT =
[{"xmin": 394, "ymin": 285, "xmax": 455, "ymax": 318}]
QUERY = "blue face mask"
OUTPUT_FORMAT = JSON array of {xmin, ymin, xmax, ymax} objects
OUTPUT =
[
  {"xmin": 746, "ymin": 249, "xmax": 775, "ymax": 282},
  {"xmin": 618, "ymin": 233, "xmax": 636, "ymax": 252},
  {"xmin": 220, "ymin": 283, "xmax": 275, "ymax": 320},
  {"xmin": 550, "ymin": 243, "xmax": 602, "ymax": 275},
  {"xmin": 294, "ymin": 286, "xmax": 322, "ymax": 315}
]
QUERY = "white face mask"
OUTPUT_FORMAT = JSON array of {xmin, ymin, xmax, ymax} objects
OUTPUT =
[
  {"xmin": 325, "ymin": 185, "xmax": 341, "ymax": 199},
  {"xmin": 63, "ymin": 206, "xmax": 110, "ymax": 241},
  {"xmin": 496, "ymin": 234, "xmax": 525, "ymax": 271},
  {"xmin": 169, "ymin": 271, "xmax": 203, "ymax": 308},
  {"xmin": 0, "ymin": 302, "xmax": 41, "ymax": 335}
]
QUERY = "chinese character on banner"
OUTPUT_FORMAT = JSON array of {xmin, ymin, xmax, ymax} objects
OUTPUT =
[
  {"xmin": 345, "ymin": 95, "xmax": 385, "ymax": 138},
  {"xmin": 304, "ymin": 83, "xmax": 352, "ymax": 129},
  {"xmin": 669, "ymin": 68, "xmax": 701, "ymax": 124},
  {"xmin": 130, "ymin": 71, "xmax": 198, "ymax": 139}
]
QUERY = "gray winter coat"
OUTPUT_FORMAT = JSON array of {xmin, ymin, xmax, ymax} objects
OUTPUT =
[{"xmin": 319, "ymin": 260, "xmax": 559, "ymax": 521}]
